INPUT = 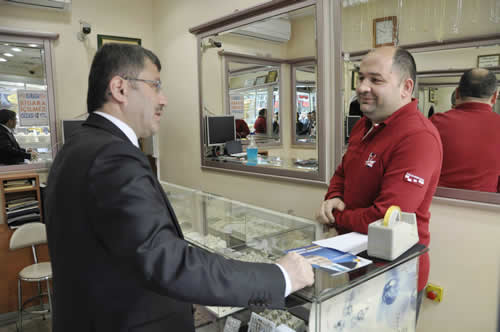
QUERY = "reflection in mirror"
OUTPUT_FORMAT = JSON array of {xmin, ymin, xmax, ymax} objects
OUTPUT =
[
  {"xmin": 340, "ymin": 0, "xmax": 499, "ymax": 202},
  {"xmin": 227, "ymin": 60, "xmax": 280, "ymax": 141},
  {"xmin": 293, "ymin": 62, "xmax": 317, "ymax": 145},
  {"xmin": 0, "ymin": 41, "xmax": 53, "ymax": 166},
  {"xmin": 198, "ymin": 4, "xmax": 321, "ymax": 179}
]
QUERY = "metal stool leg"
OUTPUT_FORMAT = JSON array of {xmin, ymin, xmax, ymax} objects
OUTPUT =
[
  {"xmin": 38, "ymin": 281, "xmax": 45, "ymax": 320},
  {"xmin": 46, "ymin": 279, "xmax": 53, "ymax": 315},
  {"xmin": 17, "ymin": 278, "xmax": 22, "ymax": 332}
]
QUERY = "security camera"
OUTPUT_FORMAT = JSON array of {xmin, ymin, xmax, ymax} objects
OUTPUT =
[
  {"xmin": 209, "ymin": 38, "xmax": 222, "ymax": 48},
  {"xmin": 201, "ymin": 38, "xmax": 222, "ymax": 52},
  {"xmin": 82, "ymin": 22, "xmax": 91, "ymax": 35},
  {"xmin": 77, "ymin": 20, "xmax": 92, "ymax": 41}
]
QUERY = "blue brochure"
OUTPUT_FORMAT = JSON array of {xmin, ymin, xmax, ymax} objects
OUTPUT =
[{"xmin": 287, "ymin": 244, "xmax": 372, "ymax": 274}]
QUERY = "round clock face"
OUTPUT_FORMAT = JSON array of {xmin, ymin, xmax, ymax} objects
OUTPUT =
[{"xmin": 376, "ymin": 20, "xmax": 394, "ymax": 45}]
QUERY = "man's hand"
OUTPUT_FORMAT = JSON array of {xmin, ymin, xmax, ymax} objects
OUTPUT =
[
  {"xmin": 277, "ymin": 252, "xmax": 314, "ymax": 294},
  {"xmin": 316, "ymin": 197, "xmax": 345, "ymax": 225},
  {"xmin": 29, "ymin": 150, "xmax": 38, "ymax": 161}
]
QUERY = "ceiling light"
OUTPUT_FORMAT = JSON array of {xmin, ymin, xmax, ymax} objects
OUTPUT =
[
  {"xmin": 3, "ymin": 53, "xmax": 13, "ymax": 57},
  {"xmin": 11, "ymin": 47, "xmax": 22, "ymax": 52},
  {"xmin": 28, "ymin": 44, "xmax": 38, "ymax": 47},
  {"xmin": 0, "ymin": 58, "xmax": 7, "ymax": 62},
  {"xmin": 3, "ymin": 43, "xmax": 9, "ymax": 46}
]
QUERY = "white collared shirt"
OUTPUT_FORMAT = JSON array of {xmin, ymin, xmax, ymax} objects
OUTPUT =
[{"xmin": 94, "ymin": 111, "xmax": 139, "ymax": 148}]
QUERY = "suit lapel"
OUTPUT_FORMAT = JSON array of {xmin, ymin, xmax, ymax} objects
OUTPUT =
[
  {"xmin": 85, "ymin": 113, "xmax": 184, "ymax": 238},
  {"xmin": 0, "ymin": 126, "xmax": 20, "ymax": 149}
]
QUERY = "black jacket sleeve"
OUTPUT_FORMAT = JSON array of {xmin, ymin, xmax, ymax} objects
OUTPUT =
[{"xmin": 87, "ymin": 141, "xmax": 286, "ymax": 309}]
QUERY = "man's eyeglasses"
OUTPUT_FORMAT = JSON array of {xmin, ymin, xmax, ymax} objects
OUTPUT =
[{"xmin": 123, "ymin": 77, "xmax": 162, "ymax": 93}]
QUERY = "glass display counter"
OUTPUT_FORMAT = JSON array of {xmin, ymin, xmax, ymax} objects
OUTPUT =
[{"xmin": 160, "ymin": 181, "xmax": 426, "ymax": 331}]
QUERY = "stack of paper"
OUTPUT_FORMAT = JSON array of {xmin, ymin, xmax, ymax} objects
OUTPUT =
[{"xmin": 313, "ymin": 232, "xmax": 368, "ymax": 255}]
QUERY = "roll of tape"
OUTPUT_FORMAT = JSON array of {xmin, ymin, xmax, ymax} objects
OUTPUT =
[{"xmin": 383, "ymin": 205, "xmax": 401, "ymax": 227}]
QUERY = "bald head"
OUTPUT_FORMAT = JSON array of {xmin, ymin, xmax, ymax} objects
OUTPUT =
[
  {"xmin": 458, "ymin": 68, "xmax": 497, "ymax": 100},
  {"xmin": 365, "ymin": 46, "xmax": 416, "ymax": 91}
]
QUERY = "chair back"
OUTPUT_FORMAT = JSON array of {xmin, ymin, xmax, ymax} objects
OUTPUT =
[{"xmin": 9, "ymin": 222, "xmax": 47, "ymax": 250}]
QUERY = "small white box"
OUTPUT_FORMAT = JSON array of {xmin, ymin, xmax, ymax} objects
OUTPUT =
[{"xmin": 367, "ymin": 212, "xmax": 419, "ymax": 261}]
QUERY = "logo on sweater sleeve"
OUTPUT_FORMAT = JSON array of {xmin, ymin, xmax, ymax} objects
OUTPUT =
[{"xmin": 404, "ymin": 172, "xmax": 424, "ymax": 187}]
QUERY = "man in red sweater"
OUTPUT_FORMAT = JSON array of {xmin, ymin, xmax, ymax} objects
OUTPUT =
[
  {"xmin": 317, "ymin": 47, "xmax": 442, "ymax": 320},
  {"xmin": 254, "ymin": 108, "xmax": 267, "ymax": 134},
  {"xmin": 430, "ymin": 68, "xmax": 499, "ymax": 192}
]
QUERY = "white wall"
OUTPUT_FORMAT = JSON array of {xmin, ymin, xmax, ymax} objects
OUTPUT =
[{"xmin": 0, "ymin": 0, "xmax": 154, "ymax": 125}]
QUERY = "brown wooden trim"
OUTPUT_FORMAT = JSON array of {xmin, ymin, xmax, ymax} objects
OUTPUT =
[
  {"xmin": 417, "ymin": 67, "xmax": 500, "ymax": 78},
  {"xmin": 345, "ymin": 33, "xmax": 500, "ymax": 60},
  {"xmin": 189, "ymin": 0, "xmax": 309, "ymax": 35},
  {"xmin": 219, "ymin": 50, "xmax": 286, "ymax": 63},
  {"xmin": 220, "ymin": 50, "xmax": 316, "ymax": 66}
]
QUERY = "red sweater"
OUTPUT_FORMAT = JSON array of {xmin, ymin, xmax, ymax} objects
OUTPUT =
[
  {"xmin": 430, "ymin": 102, "xmax": 500, "ymax": 193},
  {"xmin": 325, "ymin": 100, "xmax": 442, "ymax": 291},
  {"xmin": 254, "ymin": 116, "xmax": 267, "ymax": 134}
]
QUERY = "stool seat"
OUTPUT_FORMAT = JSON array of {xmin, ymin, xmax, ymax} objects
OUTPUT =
[{"xmin": 19, "ymin": 262, "xmax": 52, "ymax": 281}]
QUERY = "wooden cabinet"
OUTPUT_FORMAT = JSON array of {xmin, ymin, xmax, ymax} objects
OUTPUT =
[{"xmin": 0, "ymin": 173, "xmax": 42, "ymax": 227}]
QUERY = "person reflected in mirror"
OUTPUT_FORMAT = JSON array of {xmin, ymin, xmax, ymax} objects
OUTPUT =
[
  {"xmin": 297, "ymin": 112, "xmax": 310, "ymax": 136},
  {"xmin": 235, "ymin": 118, "xmax": 250, "ymax": 138},
  {"xmin": 430, "ymin": 68, "xmax": 499, "ymax": 192},
  {"xmin": 254, "ymin": 108, "xmax": 267, "ymax": 134},
  {"xmin": 309, "ymin": 111, "xmax": 317, "ymax": 137},
  {"xmin": 44, "ymin": 44, "xmax": 313, "ymax": 332},
  {"xmin": 0, "ymin": 109, "xmax": 37, "ymax": 165},
  {"xmin": 272, "ymin": 112, "xmax": 279, "ymax": 135},
  {"xmin": 450, "ymin": 89, "xmax": 457, "ymax": 109},
  {"xmin": 316, "ymin": 47, "xmax": 442, "ymax": 322}
]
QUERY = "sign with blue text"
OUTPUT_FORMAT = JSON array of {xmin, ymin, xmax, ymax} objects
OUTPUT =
[{"xmin": 17, "ymin": 90, "xmax": 49, "ymax": 127}]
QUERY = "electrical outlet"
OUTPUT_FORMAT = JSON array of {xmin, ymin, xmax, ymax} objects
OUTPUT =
[{"xmin": 425, "ymin": 283, "xmax": 443, "ymax": 302}]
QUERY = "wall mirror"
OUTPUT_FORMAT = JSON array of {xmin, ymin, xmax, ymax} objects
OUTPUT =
[
  {"xmin": 339, "ymin": 0, "xmax": 500, "ymax": 204},
  {"xmin": 191, "ymin": 0, "xmax": 326, "ymax": 183},
  {"xmin": 0, "ymin": 32, "xmax": 57, "ymax": 172}
]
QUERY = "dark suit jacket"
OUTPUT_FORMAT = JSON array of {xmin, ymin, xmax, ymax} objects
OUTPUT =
[
  {"xmin": 45, "ymin": 113, "xmax": 285, "ymax": 332},
  {"xmin": 0, "ymin": 125, "xmax": 30, "ymax": 164}
]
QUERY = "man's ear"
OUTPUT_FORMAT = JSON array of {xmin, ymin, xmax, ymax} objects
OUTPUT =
[
  {"xmin": 108, "ymin": 76, "xmax": 128, "ymax": 103},
  {"xmin": 401, "ymin": 77, "xmax": 414, "ymax": 100}
]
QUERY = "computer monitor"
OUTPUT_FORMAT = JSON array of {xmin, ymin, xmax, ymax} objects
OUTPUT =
[
  {"xmin": 61, "ymin": 119, "xmax": 85, "ymax": 143},
  {"xmin": 206, "ymin": 115, "xmax": 236, "ymax": 146},
  {"xmin": 346, "ymin": 115, "xmax": 361, "ymax": 138}
]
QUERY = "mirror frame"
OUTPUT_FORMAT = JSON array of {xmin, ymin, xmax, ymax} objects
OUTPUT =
[
  {"xmin": 190, "ymin": 0, "xmax": 328, "ymax": 184},
  {"xmin": 338, "ymin": 32, "xmax": 500, "ymax": 205}
]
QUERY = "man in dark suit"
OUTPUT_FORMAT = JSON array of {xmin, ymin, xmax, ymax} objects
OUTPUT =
[
  {"xmin": 0, "ymin": 109, "xmax": 36, "ymax": 164},
  {"xmin": 45, "ymin": 44, "xmax": 313, "ymax": 332}
]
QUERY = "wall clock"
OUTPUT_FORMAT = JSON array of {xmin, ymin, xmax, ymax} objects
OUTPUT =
[{"xmin": 373, "ymin": 16, "xmax": 397, "ymax": 48}]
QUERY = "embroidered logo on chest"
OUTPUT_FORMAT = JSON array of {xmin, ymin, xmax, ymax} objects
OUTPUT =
[
  {"xmin": 365, "ymin": 152, "xmax": 377, "ymax": 168},
  {"xmin": 404, "ymin": 172, "xmax": 425, "ymax": 187}
]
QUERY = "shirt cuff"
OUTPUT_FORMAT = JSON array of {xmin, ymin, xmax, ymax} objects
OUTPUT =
[{"xmin": 275, "ymin": 263, "xmax": 292, "ymax": 297}]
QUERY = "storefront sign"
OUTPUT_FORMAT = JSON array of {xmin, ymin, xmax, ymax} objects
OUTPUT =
[{"xmin": 17, "ymin": 90, "xmax": 49, "ymax": 127}]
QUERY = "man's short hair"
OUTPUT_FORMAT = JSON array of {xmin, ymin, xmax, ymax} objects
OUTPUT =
[
  {"xmin": 392, "ymin": 48, "xmax": 417, "ymax": 91},
  {"xmin": 87, "ymin": 43, "xmax": 162, "ymax": 113},
  {"xmin": 458, "ymin": 68, "xmax": 497, "ymax": 99},
  {"xmin": 451, "ymin": 89, "xmax": 456, "ymax": 106},
  {"xmin": 0, "ymin": 109, "xmax": 16, "ymax": 125},
  {"xmin": 258, "ymin": 108, "xmax": 267, "ymax": 117}
]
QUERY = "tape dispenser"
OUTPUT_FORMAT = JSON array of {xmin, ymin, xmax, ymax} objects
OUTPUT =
[{"xmin": 367, "ymin": 206, "xmax": 419, "ymax": 260}]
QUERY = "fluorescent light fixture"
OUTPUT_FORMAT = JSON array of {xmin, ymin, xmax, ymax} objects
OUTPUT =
[
  {"xmin": 28, "ymin": 44, "xmax": 39, "ymax": 47},
  {"xmin": 0, "ymin": 58, "xmax": 7, "ymax": 62},
  {"xmin": 3, "ymin": 53, "xmax": 13, "ymax": 57},
  {"xmin": 11, "ymin": 47, "xmax": 22, "ymax": 52}
]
